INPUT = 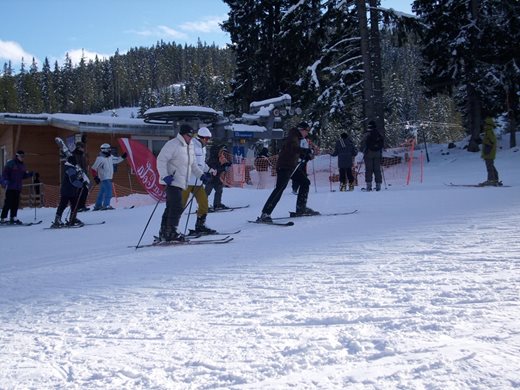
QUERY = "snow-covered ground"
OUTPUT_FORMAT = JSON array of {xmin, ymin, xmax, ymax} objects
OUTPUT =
[{"xmin": 1, "ymin": 140, "xmax": 519, "ymax": 389}]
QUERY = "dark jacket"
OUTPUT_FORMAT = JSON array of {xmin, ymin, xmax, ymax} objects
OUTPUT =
[
  {"xmin": 363, "ymin": 130, "xmax": 384, "ymax": 153},
  {"xmin": 60, "ymin": 162, "xmax": 84, "ymax": 197},
  {"xmin": 2, "ymin": 157, "xmax": 32, "ymax": 191},
  {"xmin": 331, "ymin": 135, "xmax": 358, "ymax": 168},
  {"xmin": 277, "ymin": 128, "xmax": 310, "ymax": 170}
]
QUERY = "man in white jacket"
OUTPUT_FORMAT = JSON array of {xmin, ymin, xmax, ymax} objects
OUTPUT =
[
  {"xmin": 181, "ymin": 127, "xmax": 216, "ymax": 235},
  {"xmin": 156, "ymin": 124, "xmax": 210, "ymax": 242},
  {"xmin": 91, "ymin": 143, "xmax": 127, "ymax": 210}
]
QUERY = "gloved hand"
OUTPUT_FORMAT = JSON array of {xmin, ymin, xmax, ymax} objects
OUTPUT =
[
  {"xmin": 163, "ymin": 175, "xmax": 174, "ymax": 186},
  {"xmin": 209, "ymin": 168, "xmax": 217, "ymax": 176},
  {"xmin": 121, "ymin": 152, "xmax": 128, "ymax": 159},
  {"xmin": 0, "ymin": 178, "xmax": 8, "ymax": 188},
  {"xmin": 94, "ymin": 176, "xmax": 101, "ymax": 185},
  {"xmin": 200, "ymin": 172, "xmax": 212, "ymax": 185}
]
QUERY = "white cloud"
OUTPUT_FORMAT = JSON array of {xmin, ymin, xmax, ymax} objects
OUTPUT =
[
  {"xmin": 66, "ymin": 48, "xmax": 110, "ymax": 66},
  {"xmin": 0, "ymin": 39, "xmax": 39, "ymax": 66},
  {"xmin": 179, "ymin": 16, "xmax": 224, "ymax": 33},
  {"xmin": 157, "ymin": 25, "xmax": 188, "ymax": 40}
]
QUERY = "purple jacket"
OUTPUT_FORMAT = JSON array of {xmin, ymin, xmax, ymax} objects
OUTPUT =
[{"xmin": 2, "ymin": 158, "xmax": 32, "ymax": 191}]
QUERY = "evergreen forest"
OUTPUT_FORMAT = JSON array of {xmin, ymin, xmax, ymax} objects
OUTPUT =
[{"xmin": 1, "ymin": 0, "xmax": 518, "ymax": 150}]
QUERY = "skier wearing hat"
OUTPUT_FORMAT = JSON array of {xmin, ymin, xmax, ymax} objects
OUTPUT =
[
  {"xmin": 72, "ymin": 141, "xmax": 91, "ymax": 212},
  {"xmin": 0, "ymin": 150, "xmax": 33, "ymax": 224},
  {"xmin": 361, "ymin": 120, "xmax": 384, "ymax": 191},
  {"xmin": 205, "ymin": 143, "xmax": 232, "ymax": 211},
  {"xmin": 91, "ymin": 143, "xmax": 127, "ymax": 210},
  {"xmin": 156, "ymin": 124, "xmax": 211, "ymax": 242},
  {"xmin": 257, "ymin": 122, "xmax": 319, "ymax": 222},
  {"xmin": 51, "ymin": 155, "xmax": 85, "ymax": 228},
  {"xmin": 181, "ymin": 126, "xmax": 216, "ymax": 234}
]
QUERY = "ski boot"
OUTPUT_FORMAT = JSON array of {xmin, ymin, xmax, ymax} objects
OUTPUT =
[
  {"xmin": 339, "ymin": 183, "xmax": 346, "ymax": 192},
  {"xmin": 0, "ymin": 219, "xmax": 7, "ymax": 225},
  {"xmin": 365, "ymin": 183, "xmax": 372, "ymax": 192},
  {"xmin": 375, "ymin": 183, "xmax": 382, "ymax": 191},
  {"xmin": 158, "ymin": 227, "xmax": 186, "ymax": 242},
  {"xmin": 213, "ymin": 204, "xmax": 229, "ymax": 211},
  {"xmin": 51, "ymin": 215, "xmax": 64, "ymax": 228},
  {"xmin": 348, "ymin": 183, "xmax": 355, "ymax": 191},
  {"xmin": 102, "ymin": 205, "xmax": 115, "ymax": 210},
  {"xmin": 10, "ymin": 218, "xmax": 23, "ymax": 225},
  {"xmin": 66, "ymin": 217, "xmax": 84, "ymax": 227},
  {"xmin": 195, "ymin": 215, "xmax": 216, "ymax": 235},
  {"xmin": 257, "ymin": 213, "xmax": 273, "ymax": 223},
  {"xmin": 294, "ymin": 207, "xmax": 320, "ymax": 216}
]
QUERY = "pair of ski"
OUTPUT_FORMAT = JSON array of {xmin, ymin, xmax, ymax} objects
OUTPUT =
[
  {"xmin": 0, "ymin": 220, "xmax": 43, "ymax": 227},
  {"xmin": 130, "ymin": 229, "xmax": 241, "ymax": 249},
  {"xmin": 446, "ymin": 182, "xmax": 511, "ymax": 188},
  {"xmin": 131, "ymin": 234, "xmax": 235, "ymax": 249},
  {"xmin": 190, "ymin": 205, "xmax": 249, "ymax": 214},
  {"xmin": 44, "ymin": 221, "xmax": 106, "ymax": 229},
  {"xmin": 248, "ymin": 210, "xmax": 358, "ymax": 227}
]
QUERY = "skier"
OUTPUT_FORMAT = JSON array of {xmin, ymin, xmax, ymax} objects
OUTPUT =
[
  {"xmin": 361, "ymin": 121, "xmax": 384, "ymax": 191},
  {"xmin": 331, "ymin": 133, "xmax": 358, "ymax": 191},
  {"xmin": 0, "ymin": 150, "xmax": 33, "ymax": 224},
  {"xmin": 71, "ymin": 142, "xmax": 91, "ymax": 212},
  {"xmin": 156, "ymin": 124, "xmax": 210, "ymax": 242},
  {"xmin": 91, "ymin": 143, "xmax": 127, "ymax": 210},
  {"xmin": 205, "ymin": 143, "xmax": 232, "ymax": 211},
  {"xmin": 51, "ymin": 155, "xmax": 85, "ymax": 228},
  {"xmin": 479, "ymin": 117, "xmax": 501, "ymax": 186},
  {"xmin": 182, "ymin": 127, "xmax": 216, "ymax": 234},
  {"xmin": 258, "ymin": 122, "xmax": 319, "ymax": 222}
]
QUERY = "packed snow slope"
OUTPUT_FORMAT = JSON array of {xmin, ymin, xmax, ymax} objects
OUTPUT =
[{"xmin": 1, "ymin": 141, "xmax": 519, "ymax": 389}]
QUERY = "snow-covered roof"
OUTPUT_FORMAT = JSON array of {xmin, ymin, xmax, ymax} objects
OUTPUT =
[
  {"xmin": 249, "ymin": 94, "xmax": 291, "ymax": 110},
  {"xmin": 0, "ymin": 112, "xmax": 172, "ymax": 135}
]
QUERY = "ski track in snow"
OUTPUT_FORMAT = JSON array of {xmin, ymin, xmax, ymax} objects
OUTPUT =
[{"xmin": 1, "ymin": 144, "xmax": 520, "ymax": 389}]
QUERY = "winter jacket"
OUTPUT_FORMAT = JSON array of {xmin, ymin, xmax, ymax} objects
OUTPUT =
[
  {"xmin": 188, "ymin": 137, "xmax": 209, "ymax": 186},
  {"xmin": 331, "ymin": 136, "xmax": 358, "ymax": 169},
  {"xmin": 361, "ymin": 130, "xmax": 384, "ymax": 154},
  {"xmin": 91, "ymin": 153, "xmax": 125, "ymax": 181},
  {"xmin": 277, "ymin": 128, "xmax": 311, "ymax": 170},
  {"xmin": 1, "ymin": 157, "xmax": 32, "ymax": 191},
  {"xmin": 207, "ymin": 144, "xmax": 231, "ymax": 175},
  {"xmin": 157, "ymin": 133, "xmax": 204, "ymax": 190},
  {"xmin": 61, "ymin": 162, "xmax": 84, "ymax": 197},
  {"xmin": 481, "ymin": 118, "xmax": 497, "ymax": 160}
]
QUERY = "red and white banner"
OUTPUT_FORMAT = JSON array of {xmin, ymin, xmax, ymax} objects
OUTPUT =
[{"xmin": 118, "ymin": 138, "xmax": 166, "ymax": 202}]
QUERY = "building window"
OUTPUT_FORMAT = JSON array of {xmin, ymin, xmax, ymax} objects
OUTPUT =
[{"xmin": 132, "ymin": 137, "xmax": 168, "ymax": 156}]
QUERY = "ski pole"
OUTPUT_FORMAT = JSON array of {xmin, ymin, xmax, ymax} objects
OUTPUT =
[
  {"xmin": 381, "ymin": 162, "xmax": 387, "ymax": 190},
  {"xmin": 312, "ymin": 158, "xmax": 317, "ymax": 193},
  {"xmin": 182, "ymin": 179, "xmax": 199, "ymax": 235},
  {"xmin": 135, "ymin": 196, "xmax": 162, "ymax": 249}
]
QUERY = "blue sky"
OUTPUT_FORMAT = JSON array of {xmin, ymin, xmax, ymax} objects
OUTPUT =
[{"xmin": 0, "ymin": 0, "xmax": 413, "ymax": 72}]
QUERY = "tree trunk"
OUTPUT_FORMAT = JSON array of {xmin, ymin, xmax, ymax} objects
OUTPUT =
[
  {"xmin": 466, "ymin": 83, "xmax": 482, "ymax": 152},
  {"xmin": 369, "ymin": 0, "xmax": 385, "ymax": 137},
  {"xmin": 357, "ymin": 0, "xmax": 376, "ymax": 128}
]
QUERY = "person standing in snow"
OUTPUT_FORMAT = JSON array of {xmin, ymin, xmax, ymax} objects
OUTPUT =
[
  {"xmin": 205, "ymin": 143, "xmax": 232, "ymax": 210},
  {"xmin": 181, "ymin": 127, "xmax": 216, "ymax": 234},
  {"xmin": 156, "ymin": 124, "xmax": 210, "ymax": 242},
  {"xmin": 480, "ymin": 117, "xmax": 501, "ymax": 186},
  {"xmin": 51, "ymin": 155, "xmax": 85, "ymax": 228},
  {"xmin": 360, "ymin": 120, "xmax": 384, "ymax": 191},
  {"xmin": 1, "ymin": 150, "xmax": 33, "ymax": 225},
  {"xmin": 258, "ymin": 122, "xmax": 319, "ymax": 222},
  {"xmin": 91, "ymin": 143, "xmax": 127, "ymax": 210},
  {"xmin": 331, "ymin": 132, "xmax": 358, "ymax": 191},
  {"xmin": 72, "ymin": 142, "xmax": 91, "ymax": 212}
]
